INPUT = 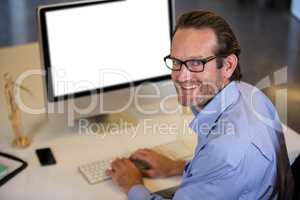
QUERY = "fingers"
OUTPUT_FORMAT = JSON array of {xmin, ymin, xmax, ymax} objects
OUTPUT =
[
  {"xmin": 111, "ymin": 158, "xmax": 124, "ymax": 171},
  {"xmin": 130, "ymin": 156, "xmax": 153, "ymax": 167},
  {"xmin": 123, "ymin": 159, "xmax": 136, "ymax": 168},
  {"xmin": 141, "ymin": 169, "xmax": 156, "ymax": 178},
  {"xmin": 110, "ymin": 158, "xmax": 136, "ymax": 172},
  {"xmin": 130, "ymin": 152, "xmax": 145, "ymax": 160},
  {"xmin": 130, "ymin": 151, "xmax": 154, "ymax": 164},
  {"xmin": 130, "ymin": 149, "xmax": 148, "ymax": 159},
  {"xmin": 131, "ymin": 148, "xmax": 154, "ymax": 157},
  {"xmin": 108, "ymin": 156, "xmax": 158, "ymax": 180}
]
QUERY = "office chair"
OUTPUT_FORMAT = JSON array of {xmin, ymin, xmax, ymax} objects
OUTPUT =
[{"xmin": 292, "ymin": 154, "xmax": 300, "ymax": 200}]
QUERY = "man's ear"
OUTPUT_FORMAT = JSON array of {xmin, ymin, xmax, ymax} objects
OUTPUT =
[{"xmin": 221, "ymin": 54, "xmax": 238, "ymax": 80}]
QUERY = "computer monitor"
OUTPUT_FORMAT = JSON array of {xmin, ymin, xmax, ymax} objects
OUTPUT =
[{"xmin": 37, "ymin": 0, "xmax": 175, "ymax": 126}]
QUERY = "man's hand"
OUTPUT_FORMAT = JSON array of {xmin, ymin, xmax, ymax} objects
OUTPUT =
[
  {"xmin": 106, "ymin": 158, "xmax": 143, "ymax": 194},
  {"xmin": 130, "ymin": 148, "xmax": 186, "ymax": 178}
]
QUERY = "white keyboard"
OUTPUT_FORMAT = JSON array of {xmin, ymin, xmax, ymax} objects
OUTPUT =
[{"xmin": 79, "ymin": 140, "xmax": 193, "ymax": 184}]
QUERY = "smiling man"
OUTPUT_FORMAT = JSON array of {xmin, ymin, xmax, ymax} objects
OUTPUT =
[{"xmin": 106, "ymin": 10, "xmax": 294, "ymax": 199}]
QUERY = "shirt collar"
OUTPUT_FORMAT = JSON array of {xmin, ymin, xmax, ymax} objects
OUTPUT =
[{"xmin": 189, "ymin": 81, "xmax": 240, "ymax": 137}]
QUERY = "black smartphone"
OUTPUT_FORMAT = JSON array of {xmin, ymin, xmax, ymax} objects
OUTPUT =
[{"xmin": 35, "ymin": 148, "xmax": 56, "ymax": 166}]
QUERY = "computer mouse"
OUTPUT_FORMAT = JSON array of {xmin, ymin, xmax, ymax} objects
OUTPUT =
[{"xmin": 131, "ymin": 159, "xmax": 151, "ymax": 170}]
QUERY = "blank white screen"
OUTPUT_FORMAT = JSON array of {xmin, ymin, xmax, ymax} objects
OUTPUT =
[{"xmin": 45, "ymin": 0, "xmax": 171, "ymax": 97}]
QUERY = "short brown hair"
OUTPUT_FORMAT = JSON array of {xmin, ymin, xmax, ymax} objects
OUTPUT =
[{"xmin": 174, "ymin": 10, "xmax": 242, "ymax": 81}]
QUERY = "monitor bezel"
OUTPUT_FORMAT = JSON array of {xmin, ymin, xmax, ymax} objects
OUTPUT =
[{"xmin": 37, "ymin": 0, "xmax": 174, "ymax": 102}]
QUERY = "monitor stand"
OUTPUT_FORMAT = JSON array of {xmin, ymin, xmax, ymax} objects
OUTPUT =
[{"xmin": 75, "ymin": 112, "xmax": 138, "ymax": 135}]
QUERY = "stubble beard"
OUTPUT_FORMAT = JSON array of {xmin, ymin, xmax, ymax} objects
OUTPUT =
[{"xmin": 175, "ymin": 78, "xmax": 224, "ymax": 110}]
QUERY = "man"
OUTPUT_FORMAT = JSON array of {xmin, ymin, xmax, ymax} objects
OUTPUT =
[{"xmin": 106, "ymin": 10, "xmax": 294, "ymax": 199}]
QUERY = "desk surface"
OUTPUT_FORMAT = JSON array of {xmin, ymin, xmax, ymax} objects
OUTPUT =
[
  {"xmin": 0, "ymin": 43, "xmax": 300, "ymax": 200},
  {"xmin": 0, "ymin": 110, "xmax": 197, "ymax": 200},
  {"xmin": 0, "ymin": 43, "xmax": 197, "ymax": 199}
]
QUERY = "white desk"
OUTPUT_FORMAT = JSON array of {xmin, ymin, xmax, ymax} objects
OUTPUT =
[
  {"xmin": 0, "ymin": 43, "xmax": 198, "ymax": 199},
  {"xmin": 0, "ymin": 109, "xmax": 197, "ymax": 200},
  {"xmin": 0, "ymin": 43, "xmax": 300, "ymax": 200}
]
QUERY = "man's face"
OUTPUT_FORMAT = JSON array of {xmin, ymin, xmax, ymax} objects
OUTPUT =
[{"xmin": 171, "ymin": 28, "xmax": 226, "ymax": 108}]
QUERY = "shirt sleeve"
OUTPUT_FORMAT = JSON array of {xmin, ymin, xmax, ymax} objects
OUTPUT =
[
  {"xmin": 170, "ymin": 135, "xmax": 248, "ymax": 200},
  {"xmin": 127, "ymin": 185, "xmax": 170, "ymax": 200},
  {"xmin": 173, "ymin": 166, "xmax": 244, "ymax": 200}
]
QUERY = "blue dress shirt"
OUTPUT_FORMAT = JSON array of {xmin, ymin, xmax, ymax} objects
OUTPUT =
[{"xmin": 128, "ymin": 81, "xmax": 294, "ymax": 200}]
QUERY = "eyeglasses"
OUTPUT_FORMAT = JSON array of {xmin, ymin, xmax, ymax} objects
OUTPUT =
[{"xmin": 164, "ymin": 55, "xmax": 218, "ymax": 72}]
